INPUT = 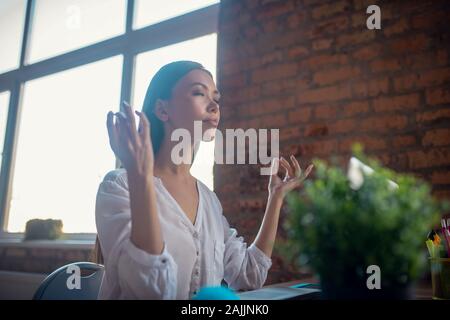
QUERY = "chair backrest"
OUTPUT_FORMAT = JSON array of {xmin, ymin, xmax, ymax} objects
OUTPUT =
[{"xmin": 33, "ymin": 262, "xmax": 104, "ymax": 300}]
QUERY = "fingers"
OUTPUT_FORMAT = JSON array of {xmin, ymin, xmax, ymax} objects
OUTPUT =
[
  {"xmin": 303, "ymin": 164, "xmax": 314, "ymax": 179},
  {"xmin": 135, "ymin": 110, "xmax": 151, "ymax": 146},
  {"xmin": 115, "ymin": 113, "xmax": 133, "ymax": 151},
  {"xmin": 284, "ymin": 176, "xmax": 303, "ymax": 191},
  {"xmin": 270, "ymin": 157, "xmax": 280, "ymax": 176},
  {"xmin": 290, "ymin": 155, "xmax": 302, "ymax": 178},
  {"xmin": 122, "ymin": 101, "xmax": 139, "ymax": 145},
  {"xmin": 106, "ymin": 111, "xmax": 119, "ymax": 153},
  {"xmin": 280, "ymin": 157, "xmax": 294, "ymax": 179}
]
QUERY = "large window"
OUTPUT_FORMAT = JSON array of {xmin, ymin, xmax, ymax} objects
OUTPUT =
[
  {"xmin": 0, "ymin": 0, "xmax": 27, "ymax": 73},
  {"xmin": 8, "ymin": 57, "xmax": 122, "ymax": 233},
  {"xmin": 0, "ymin": 0, "xmax": 218, "ymax": 235},
  {"xmin": 28, "ymin": 0, "xmax": 127, "ymax": 63},
  {"xmin": 0, "ymin": 91, "xmax": 11, "ymax": 172},
  {"xmin": 134, "ymin": 0, "xmax": 219, "ymax": 29}
]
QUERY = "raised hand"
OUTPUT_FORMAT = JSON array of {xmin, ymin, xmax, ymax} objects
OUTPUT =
[
  {"xmin": 268, "ymin": 154, "xmax": 314, "ymax": 199},
  {"xmin": 106, "ymin": 101, "xmax": 154, "ymax": 178}
]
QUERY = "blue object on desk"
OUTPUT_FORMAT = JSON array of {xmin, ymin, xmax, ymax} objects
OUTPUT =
[
  {"xmin": 289, "ymin": 283, "xmax": 320, "ymax": 289},
  {"xmin": 192, "ymin": 286, "xmax": 240, "ymax": 300}
]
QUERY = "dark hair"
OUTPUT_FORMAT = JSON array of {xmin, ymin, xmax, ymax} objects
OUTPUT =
[
  {"xmin": 93, "ymin": 61, "xmax": 212, "ymax": 265},
  {"xmin": 142, "ymin": 60, "xmax": 213, "ymax": 155}
]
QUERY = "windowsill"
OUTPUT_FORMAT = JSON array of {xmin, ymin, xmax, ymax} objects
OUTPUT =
[{"xmin": 0, "ymin": 232, "xmax": 95, "ymax": 250}]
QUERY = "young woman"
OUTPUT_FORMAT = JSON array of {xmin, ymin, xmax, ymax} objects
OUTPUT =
[{"xmin": 95, "ymin": 61, "xmax": 313, "ymax": 299}]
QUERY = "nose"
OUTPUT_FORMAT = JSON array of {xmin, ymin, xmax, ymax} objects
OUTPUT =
[{"xmin": 207, "ymin": 100, "xmax": 220, "ymax": 114}]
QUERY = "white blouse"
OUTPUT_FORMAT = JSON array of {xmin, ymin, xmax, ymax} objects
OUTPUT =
[{"xmin": 95, "ymin": 169, "xmax": 272, "ymax": 300}]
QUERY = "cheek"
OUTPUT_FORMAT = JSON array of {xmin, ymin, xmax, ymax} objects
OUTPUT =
[{"xmin": 171, "ymin": 98, "xmax": 204, "ymax": 128}]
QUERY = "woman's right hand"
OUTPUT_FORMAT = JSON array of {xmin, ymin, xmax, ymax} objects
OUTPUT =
[{"xmin": 106, "ymin": 101, "xmax": 154, "ymax": 178}]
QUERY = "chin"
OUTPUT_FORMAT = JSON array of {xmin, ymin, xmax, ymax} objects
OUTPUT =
[{"xmin": 202, "ymin": 128, "xmax": 217, "ymax": 142}]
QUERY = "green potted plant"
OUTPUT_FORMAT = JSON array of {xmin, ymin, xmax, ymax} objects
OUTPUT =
[{"xmin": 284, "ymin": 144, "xmax": 449, "ymax": 299}]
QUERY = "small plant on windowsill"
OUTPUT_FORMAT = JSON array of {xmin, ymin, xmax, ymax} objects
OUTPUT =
[
  {"xmin": 283, "ymin": 144, "xmax": 449, "ymax": 299},
  {"xmin": 23, "ymin": 219, "xmax": 63, "ymax": 241}
]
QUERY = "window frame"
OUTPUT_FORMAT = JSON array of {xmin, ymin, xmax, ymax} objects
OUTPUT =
[{"xmin": 0, "ymin": 0, "xmax": 219, "ymax": 243}]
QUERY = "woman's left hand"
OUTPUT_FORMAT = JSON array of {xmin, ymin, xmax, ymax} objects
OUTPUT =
[{"xmin": 268, "ymin": 155, "xmax": 314, "ymax": 200}]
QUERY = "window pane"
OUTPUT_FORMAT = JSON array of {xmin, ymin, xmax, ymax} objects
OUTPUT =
[
  {"xmin": 134, "ymin": 0, "xmax": 219, "ymax": 29},
  {"xmin": 8, "ymin": 56, "xmax": 122, "ymax": 233},
  {"xmin": 0, "ymin": 91, "xmax": 11, "ymax": 170},
  {"xmin": 28, "ymin": 0, "xmax": 126, "ymax": 64},
  {"xmin": 0, "ymin": 0, "xmax": 27, "ymax": 74},
  {"xmin": 133, "ymin": 33, "xmax": 217, "ymax": 190}
]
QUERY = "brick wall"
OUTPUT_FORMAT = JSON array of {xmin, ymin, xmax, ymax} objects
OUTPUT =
[
  {"xmin": 0, "ymin": 245, "xmax": 94, "ymax": 274},
  {"xmin": 215, "ymin": 0, "xmax": 450, "ymax": 284}
]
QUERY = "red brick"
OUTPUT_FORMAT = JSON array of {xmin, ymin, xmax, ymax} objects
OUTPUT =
[
  {"xmin": 343, "ymin": 101, "xmax": 370, "ymax": 117},
  {"xmin": 339, "ymin": 136, "xmax": 387, "ymax": 152},
  {"xmin": 394, "ymin": 68, "xmax": 450, "ymax": 92},
  {"xmin": 403, "ymin": 50, "xmax": 449, "ymax": 70},
  {"xmin": 416, "ymin": 109, "xmax": 450, "ymax": 125},
  {"xmin": 312, "ymin": 38, "xmax": 333, "ymax": 51},
  {"xmin": 244, "ymin": 26, "xmax": 259, "ymax": 39},
  {"xmin": 240, "ymin": 96, "xmax": 295, "ymax": 117},
  {"xmin": 288, "ymin": 107, "xmax": 312, "ymax": 124},
  {"xmin": 352, "ymin": 78, "xmax": 389, "ymax": 98},
  {"xmin": 352, "ymin": 43, "xmax": 383, "ymax": 61},
  {"xmin": 336, "ymin": 30, "xmax": 376, "ymax": 49},
  {"xmin": 300, "ymin": 54, "xmax": 349, "ymax": 70},
  {"xmin": 383, "ymin": 18, "xmax": 409, "ymax": 37},
  {"xmin": 370, "ymin": 58, "xmax": 402, "ymax": 73},
  {"xmin": 261, "ymin": 78, "xmax": 298, "ymax": 96},
  {"xmin": 305, "ymin": 124, "xmax": 329, "ymax": 137},
  {"xmin": 310, "ymin": 15, "xmax": 350, "ymax": 37},
  {"xmin": 314, "ymin": 66, "xmax": 360, "ymax": 86},
  {"xmin": 360, "ymin": 115, "xmax": 408, "ymax": 132},
  {"xmin": 407, "ymin": 147, "xmax": 450, "ymax": 169},
  {"xmin": 221, "ymin": 73, "xmax": 247, "ymax": 89},
  {"xmin": 314, "ymin": 104, "xmax": 337, "ymax": 120},
  {"xmin": 247, "ymin": 113, "xmax": 286, "ymax": 128},
  {"xmin": 390, "ymin": 34, "xmax": 430, "ymax": 55},
  {"xmin": 298, "ymin": 84, "xmax": 351, "ymax": 103},
  {"xmin": 256, "ymin": 1, "xmax": 294, "ymax": 20},
  {"xmin": 422, "ymin": 128, "xmax": 450, "ymax": 147},
  {"xmin": 372, "ymin": 93, "xmax": 420, "ymax": 113},
  {"xmin": 287, "ymin": 12, "xmax": 306, "ymax": 29},
  {"xmin": 411, "ymin": 11, "xmax": 448, "ymax": 30},
  {"xmin": 426, "ymin": 86, "xmax": 450, "ymax": 105},
  {"xmin": 298, "ymin": 139, "xmax": 339, "ymax": 157},
  {"xmin": 392, "ymin": 135, "xmax": 416, "ymax": 149},
  {"xmin": 280, "ymin": 126, "xmax": 302, "ymax": 142},
  {"xmin": 252, "ymin": 63, "xmax": 298, "ymax": 84},
  {"xmin": 223, "ymin": 60, "xmax": 244, "ymax": 76},
  {"xmin": 262, "ymin": 19, "xmax": 280, "ymax": 33},
  {"xmin": 350, "ymin": 12, "xmax": 366, "ymax": 28},
  {"xmin": 312, "ymin": 1, "xmax": 350, "ymax": 20},
  {"xmin": 433, "ymin": 190, "xmax": 450, "ymax": 201},
  {"xmin": 329, "ymin": 118, "xmax": 356, "ymax": 134},
  {"xmin": 287, "ymin": 45, "xmax": 309, "ymax": 59},
  {"xmin": 431, "ymin": 171, "xmax": 450, "ymax": 185}
]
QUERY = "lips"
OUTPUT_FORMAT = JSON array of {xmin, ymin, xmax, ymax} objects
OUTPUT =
[{"xmin": 203, "ymin": 118, "xmax": 219, "ymax": 126}]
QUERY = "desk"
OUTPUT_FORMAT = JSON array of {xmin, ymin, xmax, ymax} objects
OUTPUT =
[{"xmin": 262, "ymin": 276, "xmax": 434, "ymax": 300}]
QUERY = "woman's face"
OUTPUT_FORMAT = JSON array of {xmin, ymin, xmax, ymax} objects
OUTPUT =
[{"xmin": 162, "ymin": 69, "xmax": 221, "ymax": 142}]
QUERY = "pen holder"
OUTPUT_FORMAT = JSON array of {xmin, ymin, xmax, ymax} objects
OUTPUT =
[{"xmin": 430, "ymin": 258, "xmax": 450, "ymax": 300}]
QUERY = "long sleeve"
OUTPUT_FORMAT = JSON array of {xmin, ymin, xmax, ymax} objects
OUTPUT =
[
  {"xmin": 221, "ymin": 215, "xmax": 272, "ymax": 291},
  {"xmin": 95, "ymin": 170, "xmax": 177, "ymax": 299}
]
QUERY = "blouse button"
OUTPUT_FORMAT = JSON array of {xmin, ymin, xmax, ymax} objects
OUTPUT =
[{"xmin": 161, "ymin": 258, "xmax": 167, "ymax": 264}]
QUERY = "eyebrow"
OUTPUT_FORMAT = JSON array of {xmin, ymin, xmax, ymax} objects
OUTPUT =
[{"xmin": 190, "ymin": 82, "xmax": 221, "ymax": 97}]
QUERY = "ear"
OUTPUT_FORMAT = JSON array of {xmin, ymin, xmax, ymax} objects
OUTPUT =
[{"xmin": 154, "ymin": 99, "xmax": 169, "ymax": 122}]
